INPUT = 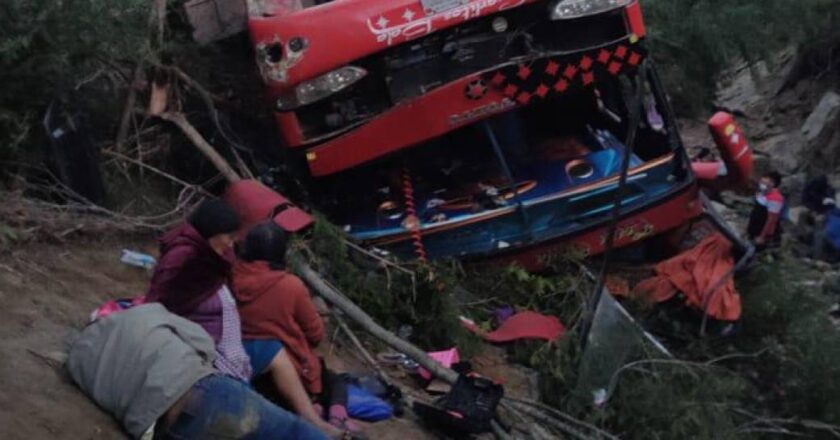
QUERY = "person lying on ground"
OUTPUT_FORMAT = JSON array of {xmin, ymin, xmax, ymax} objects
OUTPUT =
[
  {"xmin": 66, "ymin": 303, "xmax": 329, "ymax": 440},
  {"xmin": 145, "ymin": 199, "xmax": 344, "ymax": 438},
  {"xmin": 747, "ymin": 171, "xmax": 785, "ymax": 248},
  {"xmin": 234, "ymin": 221, "xmax": 360, "ymax": 434}
]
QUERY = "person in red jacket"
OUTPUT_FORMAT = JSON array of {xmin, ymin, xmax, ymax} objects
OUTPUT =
[
  {"xmin": 234, "ymin": 221, "xmax": 359, "ymax": 434},
  {"xmin": 747, "ymin": 171, "xmax": 786, "ymax": 247}
]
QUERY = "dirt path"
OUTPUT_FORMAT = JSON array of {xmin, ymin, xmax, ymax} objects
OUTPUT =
[
  {"xmin": 0, "ymin": 239, "xmax": 152, "ymax": 440},
  {"xmin": 0, "ymin": 239, "xmax": 436, "ymax": 440}
]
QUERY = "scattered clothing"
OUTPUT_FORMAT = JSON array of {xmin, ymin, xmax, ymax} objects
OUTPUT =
[
  {"xmin": 463, "ymin": 311, "xmax": 566, "ymax": 343},
  {"xmin": 486, "ymin": 311, "xmax": 566, "ymax": 342},
  {"xmin": 417, "ymin": 348, "xmax": 461, "ymax": 381},
  {"xmin": 630, "ymin": 233, "xmax": 741, "ymax": 321},
  {"xmin": 233, "ymin": 260, "xmax": 325, "ymax": 394},
  {"xmin": 346, "ymin": 385, "xmax": 393, "ymax": 422},
  {"xmin": 493, "ymin": 306, "xmax": 515, "ymax": 327},
  {"xmin": 155, "ymin": 374, "xmax": 327, "ymax": 440},
  {"xmin": 67, "ymin": 304, "xmax": 217, "ymax": 439},
  {"xmin": 146, "ymin": 223, "xmax": 235, "ymax": 317},
  {"xmin": 90, "ymin": 296, "xmax": 147, "ymax": 322}
]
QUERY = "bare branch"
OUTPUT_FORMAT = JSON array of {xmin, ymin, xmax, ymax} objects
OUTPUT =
[
  {"xmin": 102, "ymin": 149, "xmax": 212, "ymax": 196},
  {"xmin": 158, "ymin": 112, "xmax": 241, "ymax": 183}
]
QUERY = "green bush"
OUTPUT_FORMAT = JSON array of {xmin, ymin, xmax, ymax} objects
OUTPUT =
[
  {"xmin": 737, "ymin": 259, "xmax": 840, "ymax": 427},
  {"xmin": 484, "ymin": 255, "xmax": 840, "ymax": 439},
  {"xmin": 302, "ymin": 217, "xmax": 481, "ymax": 353},
  {"xmin": 641, "ymin": 0, "xmax": 840, "ymax": 113},
  {"xmin": 0, "ymin": 0, "xmax": 151, "ymax": 170}
]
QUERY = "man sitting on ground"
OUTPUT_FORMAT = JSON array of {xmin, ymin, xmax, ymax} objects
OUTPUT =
[{"xmin": 66, "ymin": 303, "xmax": 328, "ymax": 440}]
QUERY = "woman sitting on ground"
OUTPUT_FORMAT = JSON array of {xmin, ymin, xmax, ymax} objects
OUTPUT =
[
  {"xmin": 146, "ymin": 199, "xmax": 344, "ymax": 439},
  {"xmin": 234, "ymin": 221, "xmax": 359, "ymax": 434}
]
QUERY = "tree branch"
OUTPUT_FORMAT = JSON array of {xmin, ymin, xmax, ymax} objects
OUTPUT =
[{"xmin": 158, "ymin": 112, "xmax": 241, "ymax": 183}]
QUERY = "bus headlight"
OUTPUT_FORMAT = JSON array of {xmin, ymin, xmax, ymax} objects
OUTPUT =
[
  {"xmin": 550, "ymin": 0, "xmax": 633, "ymax": 20},
  {"xmin": 276, "ymin": 66, "xmax": 367, "ymax": 111}
]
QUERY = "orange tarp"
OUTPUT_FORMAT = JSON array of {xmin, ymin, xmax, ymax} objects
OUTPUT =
[{"xmin": 624, "ymin": 232, "xmax": 741, "ymax": 321}]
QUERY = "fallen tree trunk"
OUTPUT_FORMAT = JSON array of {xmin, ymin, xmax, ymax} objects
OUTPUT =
[
  {"xmin": 331, "ymin": 308, "xmax": 395, "ymax": 387},
  {"xmin": 296, "ymin": 262, "xmax": 460, "ymax": 385}
]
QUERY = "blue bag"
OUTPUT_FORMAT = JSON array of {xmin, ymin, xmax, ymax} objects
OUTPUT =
[{"xmin": 347, "ymin": 384, "xmax": 393, "ymax": 422}]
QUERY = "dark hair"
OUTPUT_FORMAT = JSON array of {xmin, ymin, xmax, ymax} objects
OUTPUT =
[
  {"xmin": 764, "ymin": 171, "xmax": 783, "ymax": 188},
  {"xmin": 188, "ymin": 199, "xmax": 240, "ymax": 239},
  {"xmin": 239, "ymin": 221, "xmax": 288, "ymax": 269}
]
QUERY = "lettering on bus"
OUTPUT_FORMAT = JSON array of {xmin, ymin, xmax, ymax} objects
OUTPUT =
[{"xmin": 449, "ymin": 98, "xmax": 515, "ymax": 126}]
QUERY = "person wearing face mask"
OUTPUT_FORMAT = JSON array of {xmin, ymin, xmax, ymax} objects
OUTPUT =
[{"xmin": 747, "ymin": 171, "xmax": 785, "ymax": 247}]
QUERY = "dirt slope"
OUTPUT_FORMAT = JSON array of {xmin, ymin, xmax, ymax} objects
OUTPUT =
[
  {"xmin": 0, "ymin": 239, "xmax": 151, "ymax": 440},
  {"xmin": 0, "ymin": 238, "xmax": 441, "ymax": 440}
]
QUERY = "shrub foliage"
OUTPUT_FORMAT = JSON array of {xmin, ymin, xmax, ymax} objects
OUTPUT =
[
  {"xmin": 642, "ymin": 0, "xmax": 840, "ymax": 113},
  {"xmin": 0, "ymin": 0, "xmax": 151, "ymax": 167}
]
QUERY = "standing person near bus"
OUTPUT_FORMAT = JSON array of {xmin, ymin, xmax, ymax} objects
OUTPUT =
[{"xmin": 747, "ymin": 171, "xmax": 785, "ymax": 248}]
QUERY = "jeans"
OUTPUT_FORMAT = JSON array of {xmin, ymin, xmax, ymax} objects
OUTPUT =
[{"xmin": 156, "ymin": 374, "xmax": 328, "ymax": 440}]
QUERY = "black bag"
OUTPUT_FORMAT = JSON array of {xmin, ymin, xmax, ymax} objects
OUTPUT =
[{"xmin": 413, "ymin": 374, "xmax": 504, "ymax": 436}]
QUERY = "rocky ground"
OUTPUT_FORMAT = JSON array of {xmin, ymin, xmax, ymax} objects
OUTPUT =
[
  {"xmin": 713, "ymin": 49, "xmax": 840, "ymax": 208},
  {"xmin": 678, "ymin": 48, "xmax": 840, "ymax": 238}
]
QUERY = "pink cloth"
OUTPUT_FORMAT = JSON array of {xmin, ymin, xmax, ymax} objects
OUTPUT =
[
  {"xmin": 90, "ymin": 297, "xmax": 147, "ymax": 322},
  {"xmin": 418, "ymin": 348, "xmax": 460, "ymax": 381}
]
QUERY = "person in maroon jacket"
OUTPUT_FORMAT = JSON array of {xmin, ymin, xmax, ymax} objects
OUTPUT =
[
  {"xmin": 146, "ymin": 199, "xmax": 345, "ymax": 439},
  {"xmin": 234, "ymin": 221, "xmax": 360, "ymax": 434}
]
